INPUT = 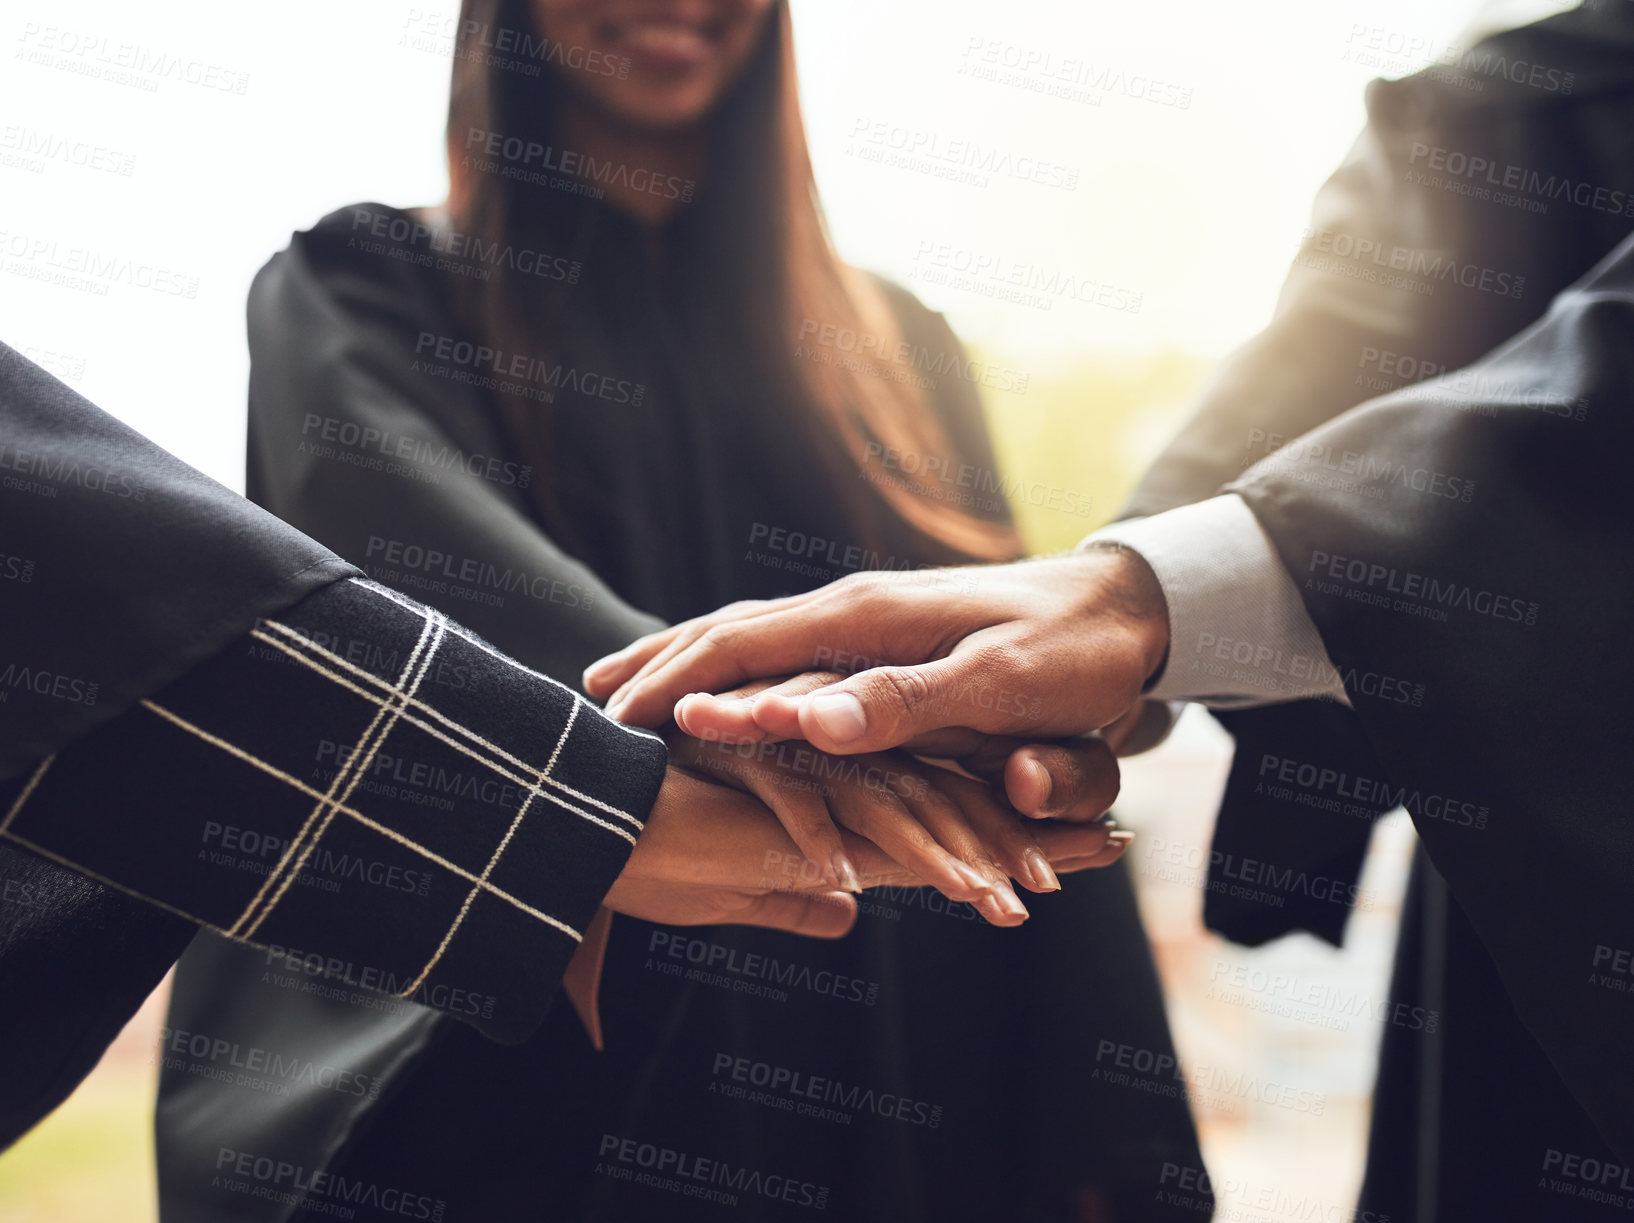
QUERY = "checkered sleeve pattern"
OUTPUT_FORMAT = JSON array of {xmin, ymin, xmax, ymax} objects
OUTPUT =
[{"xmin": 0, "ymin": 577, "xmax": 668, "ymax": 1044}]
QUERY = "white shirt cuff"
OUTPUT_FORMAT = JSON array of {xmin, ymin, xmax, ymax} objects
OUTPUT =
[{"xmin": 1081, "ymin": 494, "xmax": 1350, "ymax": 709}]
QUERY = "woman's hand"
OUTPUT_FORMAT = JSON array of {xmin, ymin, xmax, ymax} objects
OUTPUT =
[
  {"xmin": 602, "ymin": 766, "xmax": 1131, "ymax": 938},
  {"xmin": 665, "ymin": 728, "xmax": 1127, "ymax": 928}
]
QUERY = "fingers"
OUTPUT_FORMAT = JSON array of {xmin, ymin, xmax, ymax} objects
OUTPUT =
[
  {"xmin": 605, "ymin": 608, "xmax": 836, "ymax": 727},
  {"xmin": 920, "ymin": 768, "xmax": 1060, "ymax": 900},
  {"xmin": 876, "ymin": 768, "xmax": 1033, "ymax": 927},
  {"xmin": 948, "ymin": 733, "xmax": 1121, "ymax": 823},
  {"xmin": 679, "ymin": 739, "xmax": 860, "ymax": 892},
  {"xmin": 822, "ymin": 761, "xmax": 995, "ymax": 910},
  {"xmin": 1031, "ymin": 819, "xmax": 1124, "ymax": 869},
  {"xmin": 1048, "ymin": 829, "xmax": 1135, "ymax": 873},
  {"xmin": 721, "ymin": 889, "xmax": 858, "ymax": 939},
  {"xmin": 675, "ymin": 672, "xmax": 844, "ymax": 745},
  {"xmin": 585, "ymin": 595, "xmax": 801, "ymax": 704},
  {"xmin": 1100, "ymin": 699, "xmax": 1180, "ymax": 757},
  {"xmin": 585, "ymin": 623, "xmax": 688, "ymax": 701},
  {"xmin": 1002, "ymin": 739, "xmax": 1121, "ymax": 822},
  {"xmin": 787, "ymin": 655, "xmax": 1006, "ymax": 756}
]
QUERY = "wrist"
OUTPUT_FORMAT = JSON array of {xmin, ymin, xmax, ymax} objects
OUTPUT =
[{"xmin": 1075, "ymin": 542, "xmax": 1171, "ymax": 685}]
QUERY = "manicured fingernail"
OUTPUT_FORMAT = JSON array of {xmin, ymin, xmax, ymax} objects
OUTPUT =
[
  {"xmin": 831, "ymin": 851, "xmax": 862, "ymax": 893},
  {"xmin": 993, "ymin": 879, "xmax": 1030, "ymax": 921},
  {"xmin": 1106, "ymin": 830, "xmax": 1134, "ymax": 856},
  {"xmin": 1020, "ymin": 756, "xmax": 1052, "ymax": 814},
  {"xmin": 950, "ymin": 859, "xmax": 989, "ymax": 895},
  {"xmin": 1023, "ymin": 850, "xmax": 1060, "ymax": 893},
  {"xmin": 809, "ymin": 693, "xmax": 867, "ymax": 744}
]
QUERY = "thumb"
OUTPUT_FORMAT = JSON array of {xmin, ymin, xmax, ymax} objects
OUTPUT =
[
  {"xmin": 728, "ymin": 889, "xmax": 857, "ymax": 938},
  {"xmin": 792, "ymin": 657, "xmax": 997, "ymax": 755}
]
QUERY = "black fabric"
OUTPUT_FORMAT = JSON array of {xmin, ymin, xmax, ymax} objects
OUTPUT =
[
  {"xmin": 291, "ymin": 867, "xmax": 1197, "ymax": 1223},
  {"xmin": 159, "ymin": 192, "xmax": 1207, "ymax": 1222},
  {"xmin": 0, "ymin": 839, "xmax": 193, "ymax": 1151},
  {"xmin": 0, "ymin": 574, "xmax": 661, "ymax": 1154},
  {"xmin": 1199, "ymin": 700, "xmax": 1383, "ymax": 949},
  {"xmin": 1356, "ymin": 856, "xmax": 1628, "ymax": 1222},
  {"xmin": 6, "ymin": 576, "xmax": 659, "ymax": 1045},
  {"xmin": 1240, "ymin": 223, "xmax": 1634, "ymax": 1170},
  {"xmin": 1119, "ymin": 5, "xmax": 1634, "ymax": 1216},
  {"xmin": 0, "ymin": 341, "xmax": 349, "ymax": 1151},
  {"xmin": 0, "ymin": 340, "xmax": 357, "ymax": 782}
]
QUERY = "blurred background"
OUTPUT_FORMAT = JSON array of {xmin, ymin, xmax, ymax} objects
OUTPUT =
[{"xmin": 0, "ymin": 0, "xmax": 1565, "ymax": 1217}]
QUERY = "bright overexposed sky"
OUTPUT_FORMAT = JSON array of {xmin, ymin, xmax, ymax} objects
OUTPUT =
[{"xmin": 0, "ymin": 0, "xmax": 1572, "ymax": 486}]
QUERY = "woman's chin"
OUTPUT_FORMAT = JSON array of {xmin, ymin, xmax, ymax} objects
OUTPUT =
[{"xmin": 598, "ymin": 85, "xmax": 721, "ymax": 133}]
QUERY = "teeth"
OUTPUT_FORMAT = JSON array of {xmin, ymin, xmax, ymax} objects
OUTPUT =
[{"xmin": 622, "ymin": 23, "xmax": 710, "ymax": 57}]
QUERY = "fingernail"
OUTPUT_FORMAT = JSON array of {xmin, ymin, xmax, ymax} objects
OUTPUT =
[
  {"xmin": 993, "ymin": 879, "xmax": 1030, "ymax": 921},
  {"xmin": 831, "ymin": 851, "xmax": 862, "ymax": 893},
  {"xmin": 1022, "ymin": 849, "xmax": 1060, "ymax": 893},
  {"xmin": 809, "ymin": 693, "xmax": 867, "ymax": 744},
  {"xmin": 1106, "ymin": 830, "xmax": 1134, "ymax": 856},
  {"xmin": 950, "ymin": 859, "xmax": 989, "ymax": 895},
  {"xmin": 1021, "ymin": 756, "xmax": 1052, "ymax": 814},
  {"xmin": 696, "ymin": 691, "xmax": 746, "ymax": 707}
]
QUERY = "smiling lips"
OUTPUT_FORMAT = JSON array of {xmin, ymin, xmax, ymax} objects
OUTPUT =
[{"xmin": 601, "ymin": 15, "xmax": 722, "ymax": 72}]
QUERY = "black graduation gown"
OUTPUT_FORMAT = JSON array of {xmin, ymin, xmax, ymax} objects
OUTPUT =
[
  {"xmin": 156, "ymin": 195, "xmax": 1208, "ymax": 1222},
  {"xmin": 1124, "ymin": 6, "xmax": 1634, "ymax": 1218},
  {"xmin": 0, "ymin": 342, "xmax": 356, "ymax": 1146}
]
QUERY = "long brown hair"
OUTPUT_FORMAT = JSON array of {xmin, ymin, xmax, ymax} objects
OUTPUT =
[{"xmin": 444, "ymin": 0, "xmax": 1020, "ymax": 562}]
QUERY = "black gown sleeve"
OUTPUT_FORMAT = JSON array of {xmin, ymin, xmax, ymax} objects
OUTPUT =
[
  {"xmin": 0, "ymin": 575, "xmax": 665, "ymax": 1149},
  {"xmin": 0, "ymin": 338, "xmax": 668, "ymax": 1150},
  {"xmin": 0, "ymin": 340, "xmax": 355, "ymax": 781},
  {"xmin": 1233, "ymin": 228, "xmax": 1634, "ymax": 1161},
  {"xmin": 1108, "ymin": 8, "xmax": 1634, "ymax": 946}
]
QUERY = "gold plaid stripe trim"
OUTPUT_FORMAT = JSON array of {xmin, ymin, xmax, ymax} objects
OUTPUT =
[
  {"xmin": 137, "ymin": 699, "xmax": 583, "ymax": 941},
  {"xmin": 247, "ymin": 627, "xmax": 638, "ymax": 844}
]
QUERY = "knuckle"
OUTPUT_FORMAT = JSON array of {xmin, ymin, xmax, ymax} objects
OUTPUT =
[
  {"xmin": 833, "ymin": 570, "xmax": 883, "ymax": 596},
  {"xmin": 842, "ymin": 792, "xmax": 908, "ymax": 839},
  {"xmin": 907, "ymin": 780, "xmax": 962, "ymax": 822},
  {"xmin": 675, "ymin": 619, "xmax": 714, "ymax": 650},
  {"xmin": 823, "ymin": 571, "xmax": 890, "ymax": 611},
  {"xmin": 1042, "ymin": 745, "xmax": 1089, "ymax": 800},
  {"xmin": 967, "ymin": 638, "xmax": 1033, "ymax": 683},
  {"xmin": 794, "ymin": 808, "xmax": 838, "ymax": 841},
  {"xmin": 876, "ymin": 666, "xmax": 934, "ymax": 718},
  {"xmin": 699, "ymin": 622, "xmax": 743, "ymax": 654}
]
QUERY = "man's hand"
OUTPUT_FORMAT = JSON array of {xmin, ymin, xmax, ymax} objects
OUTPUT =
[
  {"xmin": 663, "ymin": 670, "xmax": 1124, "ymax": 826},
  {"xmin": 586, "ymin": 548, "xmax": 1169, "ymax": 763},
  {"xmin": 601, "ymin": 766, "xmax": 1132, "ymax": 939}
]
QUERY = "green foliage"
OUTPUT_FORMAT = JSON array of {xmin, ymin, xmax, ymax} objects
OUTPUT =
[{"xmin": 976, "ymin": 349, "xmax": 1211, "ymax": 554}]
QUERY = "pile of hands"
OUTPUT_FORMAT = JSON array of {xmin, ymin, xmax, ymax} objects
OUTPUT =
[{"xmin": 584, "ymin": 549, "xmax": 1173, "ymax": 939}]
